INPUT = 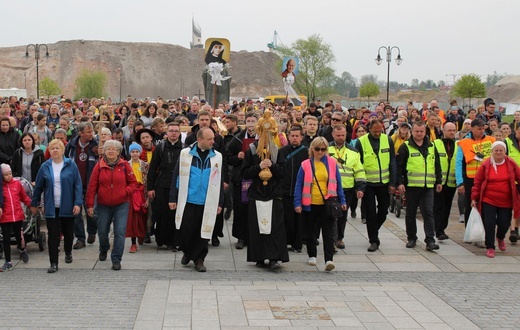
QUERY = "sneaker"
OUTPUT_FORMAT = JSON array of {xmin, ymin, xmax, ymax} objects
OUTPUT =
[
  {"xmin": 307, "ymin": 257, "xmax": 317, "ymax": 266},
  {"xmin": 20, "ymin": 249, "xmax": 29, "ymax": 263},
  {"xmin": 509, "ymin": 231, "xmax": 518, "ymax": 243},
  {"xmin": 65, "ymin": 254, "xmax": 73, "ymax": 263},
  {"xmin": 87, "ymin": 234, "xmax": 96, "ymax": 244},
  {"xmin": 129, "ymin": 244, "xmax": 137, "ymax": 253},
  {"xmin": 99, "ymin": 251, "xmax": 107, "ymax": 261},
  {"xmin": 0, "ymin": 262, "xmax": 13, "ymax": 272},
  {"xmin": 73, "ymin": 241, "xmax": 86, "ymax": 250},
  {"xmin": 325, "ymin": 261, "xmax": 335, "ymax": 272},
  {"xmin": 458, "ymin": 214, "xmax": 465, "ymax": 223},
  {"xmin": 486, "ymin": 248, "xmax": 495, "ymax": 258},
  {"xmin": 336, "ymin": 240, "xmax": 346, "ymax": 249},
  {"xmin": 498, "ymin": 239, "xmax": 506, "ymax": 252},
  {"xmin": 111, "ymin": 261, "xmax": 121, "ymax": 271},
  {"xmin": 426, "ymin": 242, "xmax": 440, "ymax": 251}
]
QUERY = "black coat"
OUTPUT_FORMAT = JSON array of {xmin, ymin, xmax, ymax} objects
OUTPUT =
[
  {"xmin": 0, "ymin": 129, "xmax": 20, "ymax": 164},
  {"xmin": 279, "ymin": 144, "xmax": 308, "ymax": 196},
  {"xmin": 10, "ymin": 147, "xmax": 45, "ymax": 182},
  {"xmin": 147, "ymin": 139, "xmax": 184, "ymax": 190}
]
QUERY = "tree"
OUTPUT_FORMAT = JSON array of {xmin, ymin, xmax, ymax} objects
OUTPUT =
[
  {"xmin": 277, "ymin": 34, "xmax": 336, "ymax": 102},
  {"xmin": 360, "ymin": 74, "xmax": 378, "ymax": 85},
  {"xmin": 74, "ymin": 70, "xmax": 107, "ymax": 99},
  {"xmin": 485, "ymin": 71, "xmax": 506, "ymax": 87},
  {"xmin": 359, "ymin": 82, "xmax": 380, "ymax": 104},
  {"xmin": 38, "ymin": 77, "xmax": 61, "ymax": 99},
  {"xmin": 452, "ymin": 74, "xmax": 486, "ymax": 108},
  {"xmin": 333, "ymin": 71, "xmax": 358, "ymax": 98},
  {"xmin": 411, "ymin": 78, "xmax": 419, "ymax": 88}
]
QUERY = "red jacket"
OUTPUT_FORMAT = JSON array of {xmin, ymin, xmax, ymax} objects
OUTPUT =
[
  {"xmin": 1, "ymin": 179, "xmax": 32, "ymax": 223},
  {"xmin": 471, "ymin": 156, "xmax": 520, "ymax": 218},
  {"xmin": 86, "ymin": 157, "xmax": 138, "ymax": 208}
]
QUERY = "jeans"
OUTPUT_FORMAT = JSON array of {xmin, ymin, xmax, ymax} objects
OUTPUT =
[
  {"xmin": 74, "ymin": 197, "xmax": 98, "ymax": 243},
  {"xmin": 481, "ymin": 202, "xmax": 512, "ymax": 250},
  {"xmin": 97, "ymin": 202, "xmax": 129, "ymax": 263},
  {"xmin": 405, "ymin": 187, "xmax": 436, "ymax": 243}
]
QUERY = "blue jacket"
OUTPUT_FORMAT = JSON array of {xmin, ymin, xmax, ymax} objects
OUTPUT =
[
  {"xmin": 293, "ymin": 155, "xmax": 346, "ymax": 211},
  {"xmin": 31, "ymin": 157, "xmax": 83, "ymax": 218},
  {"xmin": 169, "ymin": 144, "xmax": 224, "ymax": 207}
]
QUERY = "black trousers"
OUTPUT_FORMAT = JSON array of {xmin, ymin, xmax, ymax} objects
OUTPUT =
[
  {"xmin": 463, "ymin": 179, "xmax": 474, "ymax": 225},
  {"xmin": 0, "ymin": 221, "xmax": 24, "ymax": 263},
  {"xmin": 363, "ymin": 185, "xmax": 390, "ymax": 245},
  {"xmin": 336, "ymin": 189, "xmax": 355, "ymax": 241},
  {"xmin": 153, "ymin": 187, "xmax": 179, "ymax": 247},
  {"xmin": 303, "ymin": 205, "xmax": 335, "ymax": 263},
  {"xmin": 231, "ymin": 183, "xmax": 249, "ymax": 243},
  {"xmin": 405, "ymin": 187, "xmax": 436, "ymax": 243},
  {"xmin": 433, "ymin": 185, "xmax": 457, "ymax": 236},
  {"xmin": 481, "ymin": 202, "xmax": 512, "ymax": 250},
  {"xmin": 181, "ymin": 203, "xmax": 208, "ymax": 262},
  {"xmin": 47, "ymin": 208, "xmax": 74, "ymax": 265},
  {"xmin": 283, "ymin": 196, "xmax": 302, "ymax": 250}
]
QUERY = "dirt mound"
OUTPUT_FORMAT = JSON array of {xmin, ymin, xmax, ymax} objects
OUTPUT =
[
  {"xmin": 0, "ymin": 40, "xmax": 285, "ymax": 100},
  {"xmin": 488, "ymin": 76, "xmax": 520, "ymax": 104}
]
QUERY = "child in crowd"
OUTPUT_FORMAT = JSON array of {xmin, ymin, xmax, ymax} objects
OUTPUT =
[{"xmin": 0, "ymin": 164, "xmax": 32, "ymax": 272}]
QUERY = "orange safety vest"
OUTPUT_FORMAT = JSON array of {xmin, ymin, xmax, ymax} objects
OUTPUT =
[
  {"xmin": 458, "ymin": 136, "xmax": 495, "ymax": 178},
  {"xmin": 301, "ymin": 156, "xmax": 338, "ymax": 206}
]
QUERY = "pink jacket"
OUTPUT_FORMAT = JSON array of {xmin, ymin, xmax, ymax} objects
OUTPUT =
[
  {"xmin": 471, "ymin": 156, "xmax": 520, "ymax": 218},
  {"xmin": 1, "ymin": 179, "xmax": 32, "ymax": 223}
]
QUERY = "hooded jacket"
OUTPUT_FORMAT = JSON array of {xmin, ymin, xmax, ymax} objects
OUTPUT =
[
  {"xmin": 0, "ymin": 178, "xmax": 31, "ymax": 223},
  {"xmin": 11, "ymin": 147, "xmax": 45, "ymax": 182}
]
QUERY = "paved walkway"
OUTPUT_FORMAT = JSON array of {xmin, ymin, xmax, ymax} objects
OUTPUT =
[{"xmin": 0, "ymin": 205, "xmax": 519, "ymax": 329}]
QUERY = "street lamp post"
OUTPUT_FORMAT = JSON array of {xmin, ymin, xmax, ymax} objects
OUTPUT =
[
  {"xmin": 25, "ymin": 44, "xmax": 49, "ymax": 100},
  {"xmin": 375, "ymin": 46, "xmax": 402, "ymax": 102}
]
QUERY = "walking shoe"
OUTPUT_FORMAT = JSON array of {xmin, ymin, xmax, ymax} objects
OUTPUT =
[
  {"xmin": 144, "ymin": 234, "xmax": 151, "ymax": 244},
  {"xmin": 98, "ymin": 251, "xmax": 107, "ymax": 261},
  {"xmin": 138, "ymin": 237, "xmax": 145, "ymax": 245},
  {"xmin": 111, "ymin": 261, "xmax": 121, "ymax": 271},
  {"xmin": 361, "ymin": 218, "xmax": 366, "ymax": 224},
  {"xmin": 181, "ymin": 254, "xmax": 190, "ymax": 266},
  {"xmin": 129, "ymin": 244, "xmax": 137, "ymax": 253},
  {"xmin": 498, "ymin": 239, "xmax": 506, "ymax": 252},
  {"xmin": 336, "ymin": 240, "xmax": 346, "ymax": 249},
  {"xmin": 509, "ymin": 230, "xmax": 518, "ymax": 243},
  {"xmin": 367, "ymin": 243, "xmax": 379, "ymax": 252},
  {"xmin": 307, "ymin": 257, "xmax": 317, "ymax": 266},
  {"xmin": 0, "ymin": 262, "xmax": 13, "ymax": 272},
  {"xmin": 224, "ymin": 208, "xmax": 232, "ymax": 220},
  {"xmin": 458, "ymin": 214, "xmax": 465, "ymax": 223},
  {"xmin": 73, "ymin": 241, "xmax": 86, "ymax": 250},
  {"xmin": 194, "ymin": 259, "xmax": 206, "ymax": 272},
  {"xmin": 324, "ymin": 261, "xmax": 335, "ymax": 272},
  {"xmin": 406, "ymin": 239, "xmax": 417, "ymax": 248},
  {"xmin": 437, "ymin": 234, "xmax": 449, "ymax": 241},
  {"xmin": 47, "ymin": 263, "xmax": 58, "ymax": 273},
  {"xmin": 87, "ymin": 234, "xmax": 96, "ymax": 244},
  {"xmin": 351, "ymin": 211, "xmax": 357, "ymax": 218},
  {"xmin": 486, "ymin": 248, "xmax": 495, "ymax": 258},
  {"xmin": 268, "ymin": 260, "xmax": 281, "ymax": 270},
  {"xmin": 235, "ymin": 239, "xmax": 245, "ymax": 250},
  {"xmin": 20, "ymin": 249, "xmax": 29, "ymax": 263},
  {"xmin": 426, "ymin": 242, "xmax": 440, "ymax": 251},
  {"xmin": 211, "ymin": 237, "xmax": 220, "ymax": 247},
  {"xmin": 65, "ymin": 254, "xmax": 73, "ymax": 263}
]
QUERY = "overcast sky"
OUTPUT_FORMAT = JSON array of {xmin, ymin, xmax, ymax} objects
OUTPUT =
[{"xmin": 4, "ymin": 0, "xmax": 518, "ymax": 86}]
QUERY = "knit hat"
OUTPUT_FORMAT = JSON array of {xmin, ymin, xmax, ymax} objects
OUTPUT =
[
  {"xmin": 128, "ymin": 142, "xmax": 142, "ymax": 154},
  {"xmin": 1, "ymin": 164, "xmax": 11, "ymax": 174}
]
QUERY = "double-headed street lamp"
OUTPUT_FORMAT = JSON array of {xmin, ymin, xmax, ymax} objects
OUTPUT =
[
  {"xmin": 375, "ymin": 46, "xmax": 402, "ymax": 102},
  {"xmin": 25, "ymin": 44, "xmax": 49, "ymax": 100}
]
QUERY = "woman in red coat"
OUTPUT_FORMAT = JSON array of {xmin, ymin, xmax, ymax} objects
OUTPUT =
[{"xmin": 471, "ymin": 141, "xmax": 520, "ymax": 258}]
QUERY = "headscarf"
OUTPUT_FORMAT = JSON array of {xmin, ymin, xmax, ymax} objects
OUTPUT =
[{"xmin": 490, "ymin": 140, "xmax": 507, "ymax": 173}]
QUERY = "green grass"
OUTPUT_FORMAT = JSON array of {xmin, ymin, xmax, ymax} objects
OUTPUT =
[{"xmin": 502, "ymin": 115, "xmax": 513, "ymax": 123}]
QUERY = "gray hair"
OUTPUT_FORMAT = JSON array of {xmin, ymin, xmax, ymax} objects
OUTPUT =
[
  {"xmin": 54, "ymin": 128, "xmax": 67, "ymax": 136},
  {"xmin": 78, "ymin": 121, "xmax": 93, "ymax": 132},
  {"xmin": 103, "ymin": 139, "xmax": 123, "ymax": 152},
  {"xmin": 100, "ymin": 127, "xmax": 112, "ymax": 135}
]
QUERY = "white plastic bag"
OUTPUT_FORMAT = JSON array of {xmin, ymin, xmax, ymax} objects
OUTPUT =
[{"xmin": 464, "ymin": 207, "xmax": 485, "ymax": 243}]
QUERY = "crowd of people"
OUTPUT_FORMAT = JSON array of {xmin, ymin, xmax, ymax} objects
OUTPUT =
[{"xmin": 0, "ymin": 94, "xmax": 519, "ymax": 274}]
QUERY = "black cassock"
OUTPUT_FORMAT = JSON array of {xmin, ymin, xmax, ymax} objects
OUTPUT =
[{"xmin": 240, "ymin": 144, "xmax": 289, "ymax": 263}]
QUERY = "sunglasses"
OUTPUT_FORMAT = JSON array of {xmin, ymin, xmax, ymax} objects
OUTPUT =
[
  {"xmin": 314, "ymin": 147, "xmax": 328, "ymax": 152},
  {"xmin": 331, "ymin": 118, "xmax": 342, "ymax": 122}
]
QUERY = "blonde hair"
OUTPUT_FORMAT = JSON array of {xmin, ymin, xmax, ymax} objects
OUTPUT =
[
  {"xmin": 308, "ymin": 136, "xmax": 329, "ymax": 158},
  {"xmin": 48, "ymin": 139, "xmax": 65, "ymax": 152}
]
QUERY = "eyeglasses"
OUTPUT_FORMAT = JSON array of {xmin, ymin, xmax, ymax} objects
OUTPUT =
[
  {"xmin": 168, "ymin": 130, "xmax": 180, "ymax": 133},
  {"xmin": 331, "ymin": 118, "xmax": 342, "ymax": 122},
  {"xmin": 314, "ymin": 147, "xmax": 328, "ymax": 152}
]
